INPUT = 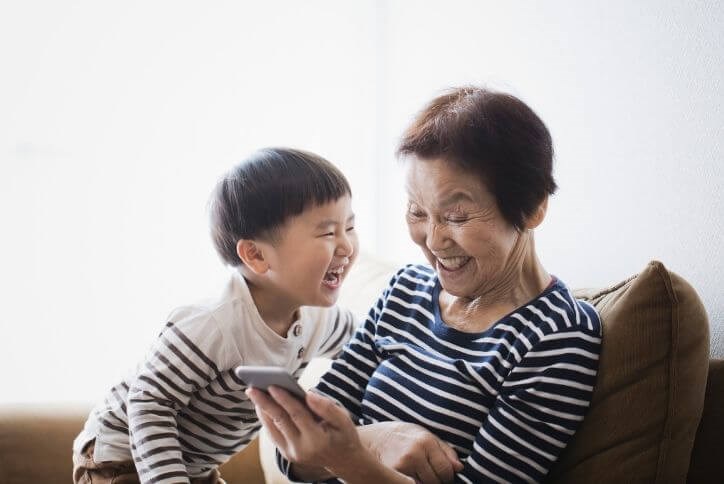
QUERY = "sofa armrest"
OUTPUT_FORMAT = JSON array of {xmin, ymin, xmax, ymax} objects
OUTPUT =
[
  {"xmin": 687, "ymin": 359, "xmax": 724, "ymax": 483},
  {"xmin": 0, "ymin": 404, "xmax": 265, "ymax": 484},
  {"xmin": 0, "ymin": 404, "xmax": 88, "ymax": 484}
]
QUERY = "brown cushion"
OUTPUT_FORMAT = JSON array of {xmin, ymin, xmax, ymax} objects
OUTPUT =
[{"xmin": 548, "ymin": 261, "xmax": 709, "ymax": 483}]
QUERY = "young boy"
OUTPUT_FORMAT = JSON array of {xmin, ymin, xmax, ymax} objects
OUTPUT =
[{"xmin": 72, "ymin": 148, "xmax": 359, "ymax": 483}]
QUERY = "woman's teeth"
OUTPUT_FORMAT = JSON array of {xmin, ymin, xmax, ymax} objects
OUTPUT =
[{"xmin": 437, "ymin": 256, "xmax": 469, "ymax": 270}]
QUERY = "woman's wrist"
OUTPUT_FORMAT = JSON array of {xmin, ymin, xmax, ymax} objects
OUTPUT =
[{"xmin": 325, "ymin": 447, "xmax": 413, "ymax": 484}]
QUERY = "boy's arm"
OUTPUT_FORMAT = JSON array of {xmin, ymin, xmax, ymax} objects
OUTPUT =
[{"xmin": 127, "ymin": 318, "xmax": 224, "ymax": 484}]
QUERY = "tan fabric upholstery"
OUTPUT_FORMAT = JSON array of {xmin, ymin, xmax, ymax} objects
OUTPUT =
[
  {"xmin": 0, "ymin": 405, "xmax": 265, "ymax": 484},
  {"xmin": 0, "ymin": 405, "xmax": 89, "ymax": 484},
  {"xmin": 549, "ymin": 261, "xmax": 710, "ymax": 483}
]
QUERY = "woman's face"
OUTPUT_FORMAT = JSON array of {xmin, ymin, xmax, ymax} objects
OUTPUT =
[{"xmin": 405, "ymin": 156, "xmax": 522, "ymax": 299}]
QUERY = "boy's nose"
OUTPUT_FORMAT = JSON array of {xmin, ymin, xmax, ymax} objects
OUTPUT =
[{"xmin": 336, "ymin": 233, "xmax": 355, "ymax": 258}]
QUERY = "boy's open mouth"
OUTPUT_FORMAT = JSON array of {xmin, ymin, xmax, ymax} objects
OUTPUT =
[{"xmin": 322, "ymin": 266, "xmax": 345, "ymax": 287}]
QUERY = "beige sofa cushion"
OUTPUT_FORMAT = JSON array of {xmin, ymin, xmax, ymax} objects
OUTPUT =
[{"xmin": 549, "ymin": 261, "xmax": 710, "ymax": 483}]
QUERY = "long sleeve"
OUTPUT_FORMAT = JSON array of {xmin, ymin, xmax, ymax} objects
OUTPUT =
[
  {"xmin": 127, "ymin": 318, "xmax": 225, "ymax": 484},
  {"xmin": 315, "ymin": 306, "xmax": 358, "ymax": 360},
  {"xmin": 313, "ymin": 310, "xmax": 381, "ymax": 420},
  {"xmin": 455, "ymin": 327, "xmax": 601, "ymax": 483}
]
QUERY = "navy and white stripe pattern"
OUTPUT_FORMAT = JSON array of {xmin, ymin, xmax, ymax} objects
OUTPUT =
[{"xmin": 281, "ymin": 265, "xmax": 601, "ymax": 483}]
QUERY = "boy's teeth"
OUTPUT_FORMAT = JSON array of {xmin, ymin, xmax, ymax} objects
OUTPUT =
[{"xmin": 324, "ymin": 266, "xmax": 345, "ymax": 283}]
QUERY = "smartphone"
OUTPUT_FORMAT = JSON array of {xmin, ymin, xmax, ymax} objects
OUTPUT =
[{"xmin": 235, "ymin": 365, "xmax": 307, "ymax": 400}]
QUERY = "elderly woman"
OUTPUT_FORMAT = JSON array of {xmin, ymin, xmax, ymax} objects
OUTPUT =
[{"xmin": 247, "ymin": 86, "xmax": 602, "ymax": 483}]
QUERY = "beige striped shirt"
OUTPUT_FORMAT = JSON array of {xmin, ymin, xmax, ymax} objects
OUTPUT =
[{"xmin": 73, "ymin": 272, "xmax": 355, "ymax": 483}]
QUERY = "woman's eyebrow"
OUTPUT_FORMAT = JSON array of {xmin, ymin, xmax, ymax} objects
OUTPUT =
[{"xmin": 439, "ymin": 192, "xmax": 475, "ymax": 207}]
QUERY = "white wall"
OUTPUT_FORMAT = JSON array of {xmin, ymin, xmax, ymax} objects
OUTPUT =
[
  {"xmin": 0, "ymin": 1, "xmax": 381, "ymax": 403},
  {"xmin": 1, "ymin": 1, "xmax": 722, "ymax": 404}
]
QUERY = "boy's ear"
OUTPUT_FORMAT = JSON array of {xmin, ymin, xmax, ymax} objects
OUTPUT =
[
  {"xmin": 524, "ymin": 196, "xmax": 548, "ymax": 230},
  {"xmin": 236, "ymin": 239, "xmax": 269, "ymax": 274}
]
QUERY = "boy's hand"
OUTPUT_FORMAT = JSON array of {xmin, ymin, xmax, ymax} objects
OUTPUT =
[
  {"xmin": 359, "ymin": 421, "xmax": 463, "ymax": 484},
  {"xmin": 246, "ymin": 386, "xmax": 364, "ymax": 475}
]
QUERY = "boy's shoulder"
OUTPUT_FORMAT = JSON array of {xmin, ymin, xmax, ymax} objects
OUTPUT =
[{"xmin": 165, "ymin": 272, "xmax": 249, "ymax": 329}]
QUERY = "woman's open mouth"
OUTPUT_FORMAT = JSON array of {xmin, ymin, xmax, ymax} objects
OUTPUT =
[{"xmin": 436, "ymin": 256, "xmax": 471, "ymax": 273}]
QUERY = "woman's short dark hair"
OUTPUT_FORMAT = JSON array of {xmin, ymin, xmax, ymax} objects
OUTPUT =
[
  {"xmin": 210, "ymin": 147, "xmax": 351, "ymax": 266},
  {"xmin": 397, "ymin": 86, "xmax": 557, "ymax": 230}
]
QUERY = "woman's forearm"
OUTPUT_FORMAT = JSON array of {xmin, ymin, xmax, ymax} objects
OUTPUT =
[{"xmin": 290, "ymin": 449, "xmax": 412, "ymax": 484}]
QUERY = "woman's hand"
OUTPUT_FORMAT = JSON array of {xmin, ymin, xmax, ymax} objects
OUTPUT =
[
  {"xmin": 246, "ymin": 386, "xmax": 363, "ymax": 475},
  {"xmin": 248, "ymin": 387, "xmax": 462, "ymax": 484},
  {"xmin": 359, "ymin": 421, "xmax": 463, "ymax": 484}
]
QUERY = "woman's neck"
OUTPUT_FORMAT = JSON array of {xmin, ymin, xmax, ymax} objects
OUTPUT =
[{"xmin": 440, "ymin": 230, "xmax": 550, "ymax": 332}]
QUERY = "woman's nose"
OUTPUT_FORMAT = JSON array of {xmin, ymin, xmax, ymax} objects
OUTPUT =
[{"xmin": 426, "ymin": 222, "xmax": 449, "ymax": 251}]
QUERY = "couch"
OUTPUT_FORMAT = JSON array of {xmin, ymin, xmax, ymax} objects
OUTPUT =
[{"xmin": 1, "ymin": 255, "xmax": 722, "ymax": 483}]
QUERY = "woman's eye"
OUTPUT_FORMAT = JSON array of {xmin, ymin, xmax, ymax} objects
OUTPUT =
[
  {"xmin": 446, "ymin": 215, "xmax": 468, "ymax": 223},
  {"xmin": 345, "ymin": 226, "xmax": 355, "ymax": 232},
  {"xmin": 322, "ymin": 232, "xmax": 334, "ymax": 237}
]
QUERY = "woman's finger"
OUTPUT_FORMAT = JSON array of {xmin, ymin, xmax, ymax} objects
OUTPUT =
[
  {"xmin": 438, "ymin": 440, "xmax": 463, "ymax": 472},
  {"xmin": 426, "ymin": 442, "xmax": 455, "ymax": 483},
  {"xmin": 256, "ymin": 405, "xmax": 288, "ymax": 449},
  {"xmin": 412, "ymin": 456, "xmax": 442, "ymax": 484},
  {"xmin": 246, "ymin": 387, "xmax": 300, "ymax": 439},
  {"xmin": 305, "ymin": 391, "xmax": 354, "ymax": 431},
  {"xmin": 267, "ymin": 386, "xmax": 322, "ymax": 435}
]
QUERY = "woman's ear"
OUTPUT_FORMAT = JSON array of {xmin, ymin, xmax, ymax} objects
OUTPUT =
[
  {"xmin": 236, "ymin": 239, "xmax": 269, "ymax": 274},
  {"xmin": 525, "ymin": 196, "xmax": 548, "ymax": 230}
]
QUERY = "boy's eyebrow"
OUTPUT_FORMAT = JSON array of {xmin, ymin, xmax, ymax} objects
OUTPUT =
[{"xmin": 315, "ymin": 214, "xmax": 355, "ymax": 229}]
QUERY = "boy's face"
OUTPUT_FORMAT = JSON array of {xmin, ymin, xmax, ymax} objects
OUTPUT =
[{"xmin": 259, "ymin": 195, "xmax": 358, "ymax": 309}]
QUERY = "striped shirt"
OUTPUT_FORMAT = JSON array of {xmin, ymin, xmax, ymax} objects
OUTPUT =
[
  {"xmin": 280, "ymin": 264, "xmax": 601, "ymax": 483},
  {"xmin": 73, "ymin": 271, "xmax": 355, "ymax": 484}
]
